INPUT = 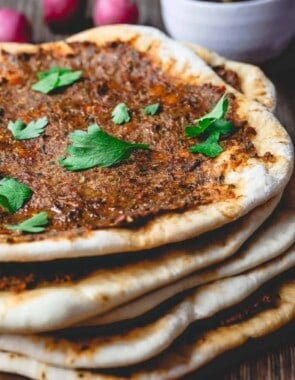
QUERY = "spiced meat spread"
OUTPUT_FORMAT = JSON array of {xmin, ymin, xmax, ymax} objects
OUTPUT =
[{"xmin": 0, "ymin": 41, "xmax": 260, "ymax": 242}]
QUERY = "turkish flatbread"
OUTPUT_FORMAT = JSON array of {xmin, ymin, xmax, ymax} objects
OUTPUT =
[
  {"xmin": 0, "ymin": 246, "xmax": 293, "ymax": 369},
  {"xmin": 0, "ymin": 278, "xmax": 294, "ymax": 379},
  {"xmin": 0, "ymin": 195, "xmax": 278, "ymax": 334},
  {"xmin": 82, "ymin": 184, "xmax": 294, "ymax": 326},
  {"xmin": 0, "ymin": 25, "xmax": 292, "ymax": 261}
]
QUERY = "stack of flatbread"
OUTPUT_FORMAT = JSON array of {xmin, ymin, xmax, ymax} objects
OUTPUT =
[{"xmin": 0, "ymin": 25, "xmax": 294, "ymax": 379}]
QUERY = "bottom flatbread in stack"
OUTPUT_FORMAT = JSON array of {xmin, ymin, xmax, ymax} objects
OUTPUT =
[
  {"xmin": 0, "ymin": 274, "xmax": 294, "ymax": 380},
  {"xmin": 0, "ymin": 246, "xmax": 294, "ymax": 369}
]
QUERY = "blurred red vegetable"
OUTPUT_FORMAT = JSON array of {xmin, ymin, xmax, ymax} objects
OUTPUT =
[
  {"xmin": 0, "ymin": 8, "xmax": 32, "ymax": 43},
  {"xmin": 43, "ymin": 0, "xmax": 84, "ymax": 32},
  {"xmin": 93, "ymin": 0, "xmax": 139, "ymax": 26}
]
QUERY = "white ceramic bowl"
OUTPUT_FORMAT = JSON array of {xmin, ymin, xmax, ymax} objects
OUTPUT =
[{"xmin": 160, "ymin": 0, "xmax": 295, "ymax": 63}]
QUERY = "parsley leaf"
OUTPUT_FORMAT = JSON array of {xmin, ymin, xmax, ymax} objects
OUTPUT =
[
  {"xmin": 32, "ymin": 73, "xmax": 59, "ymax": 94},
  {"xmin": 186, "ymin": 93, "xmax": 234, "ymax": 158},
  {"xmin": 190, "ymin": 131, "xmax": 223, "ymax": 158},
  {"xmin": 59, "ymin": 124, "xmax": 150, "ymax": 171},
  {"xmin": 57, "ymin": 72, "xmax": 83, "ymax": 88},
  {"xmin": 144, "ymin": 103, "xmax": 161, "ymax": 116},
  {"xmin": 8, "ymin": 117, "xmax": 49, "ymax": 140},
  {"xmin": 32, "ymin": 67, "xmax": 82, "ymax": 94},
  {"xmin": 0, "ymin": 177, "xmax": 32, "ymax": 213},
  {"xmin": 37, "ymin": 67, "xmax": 72, "ymax": 80},
  {"xmin": 185, "ymin": 94, "xmax": 229, "ymax": 138},
  {"xmin": 207, "ymin": 119, "xmax": 233, "ymax": 136},
  {"xmin": 112, "ymin": 103, "xmax": 131, "ymax": 125},
  {"xmin": 7, "ymin": 212, "xmax": 49, "ymax": 233}
]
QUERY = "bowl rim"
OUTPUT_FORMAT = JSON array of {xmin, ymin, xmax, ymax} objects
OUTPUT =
[{"xmin": 162, "ymin": 0, "xmax": 283, "ymax": 9}]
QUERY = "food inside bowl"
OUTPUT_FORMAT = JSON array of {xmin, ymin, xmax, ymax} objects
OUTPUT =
[{"xmin": 198, "ymin": 0, "xmax": 250, "ymax": 2}]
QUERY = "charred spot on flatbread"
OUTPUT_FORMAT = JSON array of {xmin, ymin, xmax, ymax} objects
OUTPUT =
[{"xmin": 213, "ymin": 65, "xmax": 242, "ymax": 92}]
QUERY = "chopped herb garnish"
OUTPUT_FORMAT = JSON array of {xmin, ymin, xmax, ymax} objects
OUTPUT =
[
  {"xmin": 8, "ymin": 117, "xmax": 49, "ymax": 140},
  {"xmin": 0, "ymin": 177, "xmax": 32, "ymax": 213},
  {"xmin": 32, "ymin": 72, "xmax": 59, "ymax": 94},
  {"xmin": 112, "ymin": 103, "xmax": 131, "ymax": 125},
  {"xmin": 186, "ymin": 94, "xmax": 233, "ymax": 158},
  {"xmin": 37, "ymin": 67, "xmax": 72, "ymax": 80},
  {"xmin": 59, "ymin": 123, "xmax": 150, "ymax": 171},
  {"xmin": 57, "ymin": 72, "xmax": 83, "ymax": 88},
  {"xmin": 185, "ymin": 94, "xmax": 229, "ymax": 138},
  {"xmin": 144, "ymin": 103, "xmax": 161, "ymax": 116},
  {"xmin": 7, "ymin": 211, "xmax": 49, "ymax": 233},
  {"xmin": 190, "ymin": 131, "xmax": 223, "ymax": 158},
  {"xmin": 32, "ymin": 67, "xmax": 82, "ymax": 94},
  {"xmin": 207, "ymin": 119, "xmax": 233, "ymax": 135}
]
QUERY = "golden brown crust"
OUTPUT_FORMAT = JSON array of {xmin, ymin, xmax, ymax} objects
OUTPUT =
[
  {"xmin": 0, "ymin": 195, "xmax": 279, "ymax": 334},
  {"xmin": 0, "ymin": 247, "xmax": 293, "ymax": 368},
  {"xmin": 0, "ymin": 279, "xmax": 294, "ymax": 379}
]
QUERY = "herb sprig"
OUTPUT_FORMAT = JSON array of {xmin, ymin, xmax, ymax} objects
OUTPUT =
[
  {"xmin": 60, "ymin": 124, "xmax": 150, "ymax": 171},
  {"xmin": 186, "ymin": 94, "xmax": 233, "ymax": 158},
  {"xmin": 32, "ymin": 67, "xmax": 82, "ymax": 94},
  {"xmin": 7, "ymin": 211, "xmax": 49, "ymax": 233},
  {"xmin": 112, "ymin": 103, "xmax": 131, "ymax": 125},
  {"xmin": 144, "ymin": 103, "xmax": 161, "ymax": 116},
  {"xmin": 190, "ymin": 131, "xmax": 223, "ymax": 158},
  {"xmin": 0, "ymin": 177, "xmax": 32, "ymax": 213},
  {"xmin": 8, "ymin": 117, "xmax": 49, "ymax": 140}
]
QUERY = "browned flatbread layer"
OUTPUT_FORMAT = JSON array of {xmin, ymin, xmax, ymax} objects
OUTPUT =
[
  {"xmin": 0, "ymin": 248, "xmax": 293, "ymax": 369},
  {"xmin": 0, "ymin": 273, "xmax": 294, "ymax": 380},
  {"xmin": 0, "ymin": 195, "xmax": 284, "ymax": 294}
]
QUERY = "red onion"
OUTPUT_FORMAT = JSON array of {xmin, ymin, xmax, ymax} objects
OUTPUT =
[
  {"xmin": 43, "ymin": 0, "xmax": 83, "ymax": 30},
  {"xmin": 93, "ymin": 0, "xmax": 139, "ymax": 26},
  {"xmin": 0, "ymin": 8, "xmax": 32, "ymax": 43}
]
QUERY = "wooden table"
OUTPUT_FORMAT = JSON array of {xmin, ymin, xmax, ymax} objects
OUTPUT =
[{"xmin": 0, "ymin": 0, "xmax": 294, "ymax": 379}]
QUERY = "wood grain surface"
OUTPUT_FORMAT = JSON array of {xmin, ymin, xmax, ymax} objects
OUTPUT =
[{"xmin": 0, "ymin": 0, "xmax": 294, "ymax": 379}]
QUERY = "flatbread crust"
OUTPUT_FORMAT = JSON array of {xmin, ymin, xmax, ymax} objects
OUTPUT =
[
  {"xmin": 82, "ymin": 189, "xmax": 294, "ymax": 326},
  {"xmin": 188, "ymin": 43, "xmax": 276, "ymax": 112},
  {"xmin": 0, "ymin": 195, "xmax": 279, "ymax": 334},
  {"xmin": 0, "ymin": 25, "xmax": 293, "ymax": 261},
  {"xmin": 0, "ymin": 277, "xmax": 294, "ymax": 379},
  {"xmin": 0, "ymin": 246, "xmax": 293, "ymax": 369}
]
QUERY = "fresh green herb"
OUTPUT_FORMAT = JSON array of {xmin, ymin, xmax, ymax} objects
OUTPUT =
[
  {"xmin": 112, "ymin": 103, "xmax": 131, "ymax": 125},
  {"xmin": 37, "ymin": 67, "xmax": 72, "ymax": 80},
  {"xmin": 32, "ymin": 67, "xmax": 82, "ymax": 94},
  {"xmin": 57, "ymin": 72, "xmax": 83, "ymax": 88},
  {"xmin": 185, "ymin": 94, "xmax": 229, "ymax": 137},
  {"xmin": 0, "ymin": 177, "xmax": 32, "ymax": 213},
  {"xmin": 32, "ymin": 73, "xmax": 59, "ymax": 94},
  {"xmin": 7, "ymin": 211, "xmax": 49, "ymax": 233},
  {"xmin": 207, "ymin": 119, "xmax": 233, "ymax": 135},
  {"xmin": 8, "ymin": 117, "xmax": 49, "ymax": 140},
  {"xmin": 190, "ymin": 131, "xmax": 223, "ymax": 158},
  {"xmin": 144, "ymin": 103, "xmax": 161, "ymax": 116},
  {"xmin": 59, "ymin": 124, "xmax": 150, "ymax": 171},
  {"xmin": 186, "ymin": 94, "xmax": 233, "ymax": 158}
]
